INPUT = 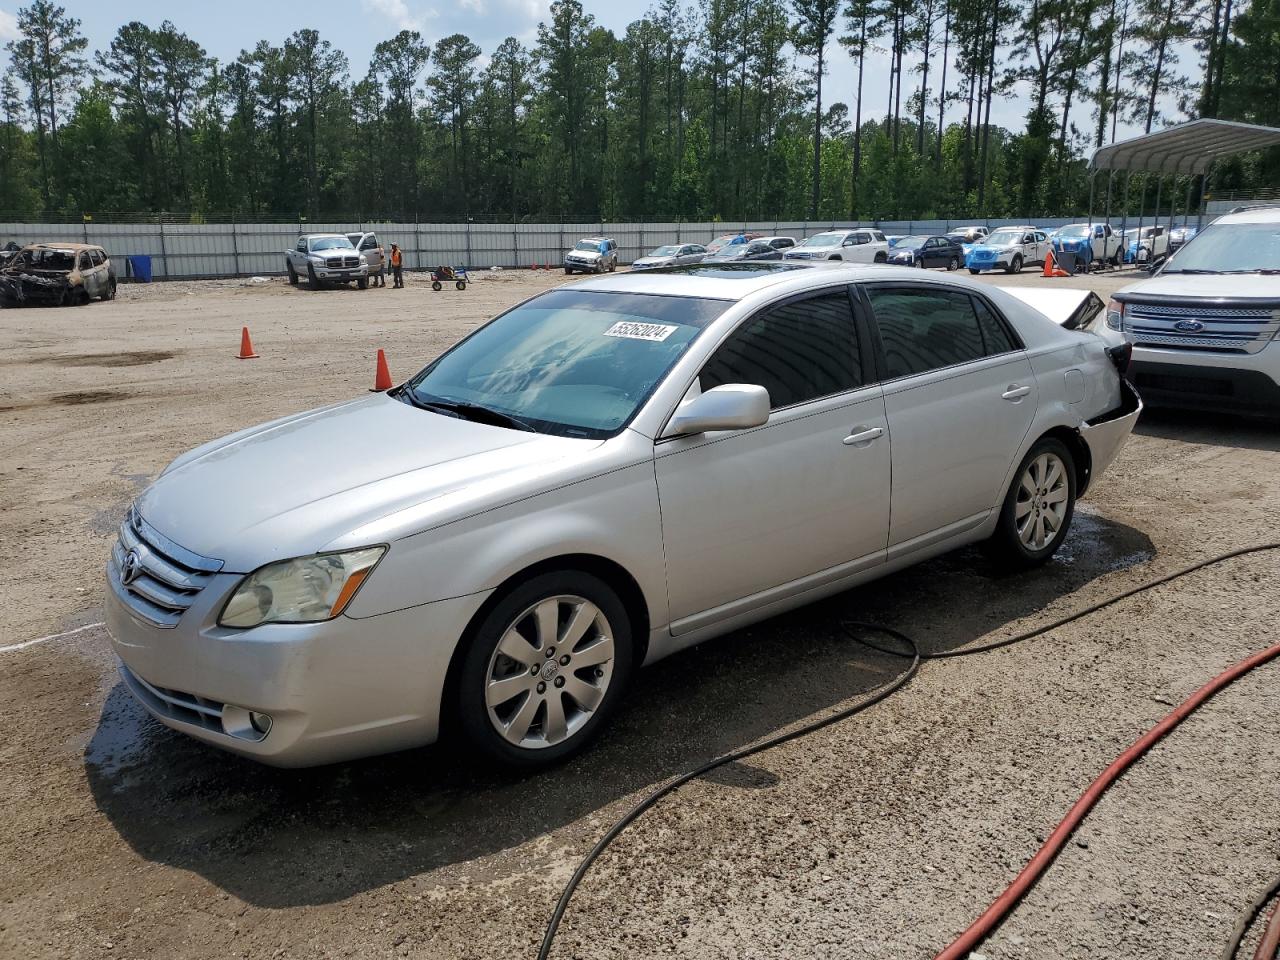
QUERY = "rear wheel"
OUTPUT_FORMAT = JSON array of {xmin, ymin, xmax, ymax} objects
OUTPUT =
[
  {"xmin": 101, "ymin": 279, "xmax": 116, "ymax": 301},
  {"xmin": 987, "ymin": 438, "xmax": 1076, "ymax": 569},
  {"xmin": 431, "ymin": 280, "xmax": 443, "ymax": 291},
  {"xmin": 874, "ymin": 252, "xmax": 887, "ymax": 263},
  {"xmin": 455, "ymin": 280, "xmax": 466, "ymax": 290},
  {"xmin": 456, "ymin": 571, "xmax": 633, "ymax": 769}
]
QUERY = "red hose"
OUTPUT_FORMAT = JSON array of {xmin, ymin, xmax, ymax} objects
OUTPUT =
[
  {"xmin": 935, "ymin": 638, "xmax": 1280, "ymax": 960},
  {"xmin": 1253, "ymin": 900, "xmax": 1280, "ymax": 960}
]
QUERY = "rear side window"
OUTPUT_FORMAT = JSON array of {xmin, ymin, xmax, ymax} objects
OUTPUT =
[
  {"xmin": 867, "ymin": 287, "xmax": 1016, "ymax": 379},
  {"xmin": 700, "ymin": 291, "xmax": 860, "ymax": 409}
]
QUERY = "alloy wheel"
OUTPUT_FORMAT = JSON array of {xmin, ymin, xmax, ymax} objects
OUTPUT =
[
  {"xmin": 484, "ymin": 595, "xmax": 616, "ymax": 749},
  {"xmin": 1015, "ymin": 452, "xmax": 1069, "ymax": 550}
]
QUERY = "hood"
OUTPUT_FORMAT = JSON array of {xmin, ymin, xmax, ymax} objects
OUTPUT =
[
  {"xmin": 1117, "ymin": 272, "xmax": 1280, "ymax": 302},
  {"xmin": 138, "ymin": 394, "xmax": 594, "ymax": 571},
  {"xmin": 632, "ymin": 256, "xmax": 672, "ymax": 268},
  {"xmin": 567, "ymin": 249, "xmax": 603, "ymax": 260}
]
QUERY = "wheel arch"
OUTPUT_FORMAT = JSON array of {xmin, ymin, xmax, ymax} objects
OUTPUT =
[
  {"xmin": 1038, "ymin": 425, "xmax": 1093, "ymax": 496},
  {"xmin": 438, "ymin": 553, "xmax": 651, "ymax": 736}
]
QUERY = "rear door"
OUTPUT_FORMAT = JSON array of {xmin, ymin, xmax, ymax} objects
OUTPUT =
[
  {"xmin": 655, "ymin": 287, "xmax": 890, "ymax": 631},
  {"xmin": 861, "ymin": 283, "xmax": 1037, "ymax": 553}
]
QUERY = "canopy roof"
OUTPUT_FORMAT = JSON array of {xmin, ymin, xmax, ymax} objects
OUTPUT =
[{"xmin": 1090, "ymin": 118, "xmax": 1280, "ymax": 176}]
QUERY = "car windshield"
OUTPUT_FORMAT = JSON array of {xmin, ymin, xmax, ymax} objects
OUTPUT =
[
  {"xmin": 14, "ymin": 248, "xmax": 76, "ymax": 270},
  {"xmin": 647, "ymin": 245, "xmax": 679, "ymax": 257},
  {"xmin": 705, "ymin": 235, "xmax": 741, "ymax": 253},
  {"xmin": 1163, "ymin": 222, "xmax": 1280, "ymax": 274},
  {"xmin": 799, "ymin": 232, "xmax": 845, "ymax": 247},
  {"xmin": 1059, "ymin": 225, "xmax": 1092, "ymax": 238},
  {"xmin": 574, "ymin": 240, "xmax": 603, "ymax": 252},
  {"xmin": 986, "ymin": 230, "xmax": 1022, "ymax": 245},
  {"xmin": 310, "ymin": 237, "xmax": 355, "ymax": 251},
  {"xmin": 401, "ymin": 289, "xmax": 729, "ymax": 439},
  {"xmin": 898, "ymin": 235, "xmax": 930, "ymax": 247}
]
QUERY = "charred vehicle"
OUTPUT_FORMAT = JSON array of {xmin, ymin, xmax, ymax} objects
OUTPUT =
[{"xmin": 0, "ymin": 243, "xmax": 117, "ymax": 307}]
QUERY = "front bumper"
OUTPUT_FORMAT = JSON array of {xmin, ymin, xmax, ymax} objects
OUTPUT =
[
  {"xmin": 1130, "ymin": 345, "xmax": 1280, "ymax": 415},
  {"xmin": 564, "ymin": 257, "xmax": 601, "ymax": 270},
  {"xmin": 313, "ymin": 265, "xmax": 368, "ymax": 280},
  {"xmin": 105, "ymin": 560, "xmax": 490, "ymax": 766},
  {"xmin": 966, "ymin": 252, "xmax": 1010, "ymax": 271}
]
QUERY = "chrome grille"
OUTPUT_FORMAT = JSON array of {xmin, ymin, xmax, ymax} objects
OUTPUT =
[
  {"xmin": 325, "ymin": 255, "xmax": 360, "ymax": 268},
  {"xmin": 108, "ymin": 508, "xmax": 222, "ymax": 628},
  {"xmin": 1125, "ymin": 300, "xmax": 1280, "ymax": 354}
]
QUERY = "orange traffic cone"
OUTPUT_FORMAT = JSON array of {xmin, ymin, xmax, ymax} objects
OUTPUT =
[
  {"xmin": 371, "ymin": 348, "xmax": 393, "ymax": 392},
  {"xmin": 236, "ymin": 326, "xmax": 259, "ymax": 359},
  {"xmin": 1042, "ymin": 249, "xmax": 1055, "ymax": 278}
]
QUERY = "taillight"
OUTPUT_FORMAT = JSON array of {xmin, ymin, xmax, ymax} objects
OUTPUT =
[
  {"xmin": 1105, "ymin": 298, "xmax": 1124, "ymax": 331},
  {"xmin": 1106, "ymin": 342, "xmax": 1133, "ymax": 376}
]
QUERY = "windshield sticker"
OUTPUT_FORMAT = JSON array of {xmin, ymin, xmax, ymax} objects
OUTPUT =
[{"xmin": 603, "ymin": 321, "xmax": 679, "ymax": 342}]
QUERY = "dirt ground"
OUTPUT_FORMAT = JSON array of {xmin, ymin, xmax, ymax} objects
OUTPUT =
[{"xmin": 2, "ymin": 264, "xmax": 1278, "ymax": 960}]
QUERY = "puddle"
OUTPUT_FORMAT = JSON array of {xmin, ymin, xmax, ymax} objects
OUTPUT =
[
  {"xmin": 84, "ymin": 684, "xmax": 167, "ymax": 781},
  {"xmin": 1054, "ymin": 506, "xmax": 1155, "ymax": 573}
]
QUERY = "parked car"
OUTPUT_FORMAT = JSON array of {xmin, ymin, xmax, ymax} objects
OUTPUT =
[
  {"xmin": 564, "ymin": 237, "xmax": 618, "ymax": 274},
  {"xmin": 1051, "ymin": 222, "xmax": 1123, "ymax": 268},
  {"xmin": 1109, "ymin": 205, "xmax": 1280, "ymax": 414},
  {"xmin": 705, "ymin": 233, "xmax": 761, "ymax": 256},
  {"xmin": 346, "ymin": 231, "xmax": 387, "ymax": 283},
  {"xmin": 966, "ymin": 226, "xmax": 1049, "ymax": 274},
  {"xmin": 0, "ymin": 242, "xmax": 116, "ymax": 307},
  {"xmin": 631, "ymin": 243, "xmax": 707, "ymax": 270},
  {"xmin": 887, "ymin": 235, "xmax": 965, "ymax": 270},
  {"xmin": 1168, "ymin": 224, "xmax": 1199, "ymax": 252},
  {"xmin": 947, "ymin": 225, "xmax": 990, "ymax": 244},
  {"xmin": 105, "ymin": 261, "xmax": 1140, "ymax": 769},
  {"xmin": 998, "ymin": 286, "xmax": 1123, "ymax": 348},
  {"xmin": 286, "ymin": 235, "xmax": 369, "ymax": 289},
  {"xmin": 784, "ymin": 229, "xmax": 890, "ymax": 263},
  {"xmin": 0, "ymin": 240, "xmax": 20, "ymax": 269},
  {"xmin": 704, "ymin": 238, "xmax": 795, "ymax": 263},
  {"xmin": 1121, "ymin": 225, "xmax": 1170, "ymax": 264}
]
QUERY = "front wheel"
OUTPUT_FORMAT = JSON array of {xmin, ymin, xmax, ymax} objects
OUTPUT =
[
  {"xmin": 307, "ymin": 264, "xmax": 320, "ymax": 290},
  {"xmin": 455, "ymin": 280, "xmax": 466, "ymax": 290},
  {"xmin": 456, "ymin": 571, "xmax": 633, "ymax": 769},
  {"xmin": 1006, "ymin": 255, "xmax": 1023, "ymax": 274},
  {"xmin": 287, "ymin": 263, "xmax": 299, "ymax": 285},
  {"xmin": 969, "ymin": 268, "xmax": 981, "ymax": 275},
  {"xmin": 431, "ymin": 280, "xmax": 443, "ymax": 291},
  {"xmin": 357, "ymin": 277, "xmax": 369, "ymax": 290},
  {"xmin": 986, "ymin": 438, "xmax": 1076, "ymax": 569},
  {"xmin": 564, "ymin": 267, "xmax": 573, "ymax": 275}
]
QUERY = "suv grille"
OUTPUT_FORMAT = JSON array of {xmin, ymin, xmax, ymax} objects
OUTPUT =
[
  {"xmin": 1125, "ymin": 300, "xmax": 1280, "ymax": 354},
  {"xmin": 108, "ymin": 508, "xmax": 222, "ymax": 628}
]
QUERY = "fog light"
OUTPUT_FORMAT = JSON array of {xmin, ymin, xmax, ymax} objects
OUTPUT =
[{"xmin": 249, "ymin": 712, "xmax": 273, "ymax": 736}]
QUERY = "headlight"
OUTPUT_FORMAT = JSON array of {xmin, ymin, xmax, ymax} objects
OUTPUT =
[
  {"xmin": 1105, "ymin": 298, "xmax": 1124, "ymax": 331},
  {"xmin": 219, "ymin": 547, "xmax": 385, "ymax": 628}
]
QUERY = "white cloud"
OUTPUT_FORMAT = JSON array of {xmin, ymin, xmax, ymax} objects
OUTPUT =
[
  {"xmin": 0, "ymin": 8, "xmax": 19, "ymax": 43},
  {"xmin": 361, "ymin": 0, "xmax": 424, "ymax": 32}
]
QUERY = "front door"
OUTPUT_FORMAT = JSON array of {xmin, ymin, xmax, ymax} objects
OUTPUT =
[
  {"xmin": 862, "ymin": 284, "xmax": 1037, "ymax": 552},
  {"xmin": 656, "ymin": 287, "xmax": 891, "ymax": 632}
]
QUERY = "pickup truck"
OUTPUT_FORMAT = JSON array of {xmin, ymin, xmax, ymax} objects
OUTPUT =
[
  {"xmin": 1050, "ymin": 223, "xmax": 1123, "ymax": 268},
  {"xmin": 286, "ymin": 234, "xmax": 369, "ymax": 289}
]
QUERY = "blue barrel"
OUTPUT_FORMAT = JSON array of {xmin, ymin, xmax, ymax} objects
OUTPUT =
[{"xmin": 127, "ymin": 255, "xmax": 153, "ymax": 282}]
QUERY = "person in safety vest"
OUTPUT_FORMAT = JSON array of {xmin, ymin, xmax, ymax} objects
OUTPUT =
[{"xmin": 390, "ymin": 243, "xmax": 404, "ymax": 288}]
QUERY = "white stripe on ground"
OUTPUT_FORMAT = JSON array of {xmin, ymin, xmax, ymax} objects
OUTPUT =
[{"xmin": 0, "ymin": 621, "xmax": 105, "ymax": 654}]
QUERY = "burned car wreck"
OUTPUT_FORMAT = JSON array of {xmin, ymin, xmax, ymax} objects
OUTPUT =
[{"xmin": 0, "ymin": 243, "xmax": 117, "ymax": 307}]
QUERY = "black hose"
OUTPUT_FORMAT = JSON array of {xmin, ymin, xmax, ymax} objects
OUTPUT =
[{"xmin": 536, "ymin": 543, "xmax": 1280, "ymax": 960}]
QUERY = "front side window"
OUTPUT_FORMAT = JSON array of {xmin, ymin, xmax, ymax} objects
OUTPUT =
[
  {"xmin": 403, "ymin": 290, "xmax": 729, "ymax": 439},
  {"xmin": 867, "ymin": 287, "xmax": 1015, "ymax": 379},
  {"xmin": 700, "ymin": 291, "xmax": 861, "ymax": 410}
]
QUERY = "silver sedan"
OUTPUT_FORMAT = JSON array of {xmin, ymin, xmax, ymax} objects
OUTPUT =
[{"xmin": 105, "ymin": 263, "xmax": 1140, "ymax": 768}]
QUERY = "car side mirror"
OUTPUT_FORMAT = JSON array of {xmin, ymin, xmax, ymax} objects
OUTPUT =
[
  {"xmin": 669, "ymin": 384, "xmax": 770, "ymax": 436},
  {"xmin": 1146, "ymin": 254, "xmax": 1167, "ymax": 274}
]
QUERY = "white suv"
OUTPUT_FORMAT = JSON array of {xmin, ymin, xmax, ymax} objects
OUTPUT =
[
  {"xmin": 784, "ymin": 229, "xmax": 889, "ymax": 264},
  {"xmin": 1109, "ymin": 206, "xmax": 1280, "ymax": 414}
]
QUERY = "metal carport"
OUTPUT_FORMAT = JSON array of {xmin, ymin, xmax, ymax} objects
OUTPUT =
[{"xmin": 1085, "ymin": 119, "xmax": 1280, "ymax": 268}]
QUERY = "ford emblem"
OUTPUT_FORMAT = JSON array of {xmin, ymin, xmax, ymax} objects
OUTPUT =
[{"xmin": 1173, "ymin": 319, "xmax": 1204, "ymax": 332}]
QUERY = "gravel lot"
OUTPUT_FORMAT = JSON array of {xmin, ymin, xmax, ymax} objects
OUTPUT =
[{"xmin": 2, "ymin": 265, "xmax": 1278, "ymax": 960}]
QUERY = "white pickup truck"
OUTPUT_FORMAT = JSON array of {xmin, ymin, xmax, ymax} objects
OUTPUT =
[
  {"xmin": 286, "ymin": 234, "xmax": 370, "ymax": 289},
  {"xmin": 1109, "ymin": 205, "xmax": 1280, "ymax": 414}
]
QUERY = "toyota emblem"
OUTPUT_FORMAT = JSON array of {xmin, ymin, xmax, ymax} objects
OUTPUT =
[{"xmin": 121, "ymin": 548, "xmax": 144, "ymax": 586}]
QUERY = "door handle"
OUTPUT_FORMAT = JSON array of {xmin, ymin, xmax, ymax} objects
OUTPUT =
[
  {"xmin": 842, "ymin": 426, "xmax": 884, "ymax": 446},
  {"xmin": 1001, "ymin": 384, "xmax": 1031, "ymax": 401}
]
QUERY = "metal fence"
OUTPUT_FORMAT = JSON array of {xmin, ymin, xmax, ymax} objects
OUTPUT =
[{"xmin": 0, "ymin": 216, "xmax": 1091, "ymax": 280}]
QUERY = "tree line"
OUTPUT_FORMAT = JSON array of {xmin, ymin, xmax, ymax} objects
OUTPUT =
[{"xmin": 0, "ymin": 0, "xmax": 1276, "ymax": 224}]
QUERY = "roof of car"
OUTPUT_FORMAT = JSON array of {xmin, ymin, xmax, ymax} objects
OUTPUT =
[
  {"xmin": 23, "ymin": 242, "xmax": 103, "ymax": 252},
  {"xmin": 302, "ymin": 233, "xmax": 353, "ymax": 240},
  {"xmin": 568, "ymin": 261, "xmax": 944, "ymax": 300},
  {"xmin": 1217, "ymin": 206, "xmax": 1280, "ymax": 224}
]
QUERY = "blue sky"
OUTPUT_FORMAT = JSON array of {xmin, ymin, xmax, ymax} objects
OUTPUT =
[{"xmin": 2, "ymin": 0, "xmax": 1181, "ymax": 146}]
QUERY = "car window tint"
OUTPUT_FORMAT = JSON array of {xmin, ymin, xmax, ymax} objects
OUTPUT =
[
  {"xmin": 972, "ymin": 297, "xmax": 1017, "ymax": 354},
  {"xmin": 700, "ymin": 291, "xmax": 860, "ymax": 409},
  {"xmin": 867, "ymin": 288, "xmax": 990, "ymax": 379}
]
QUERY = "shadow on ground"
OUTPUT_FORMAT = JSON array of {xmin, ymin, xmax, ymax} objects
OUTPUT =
[
  {"xmin": 85, "ymin": 510, "xmax": 1154, "ymax": 909},
  {"xmin": 1135, "ymin": 407, "xmax": 1280, "ymax": 453}
]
